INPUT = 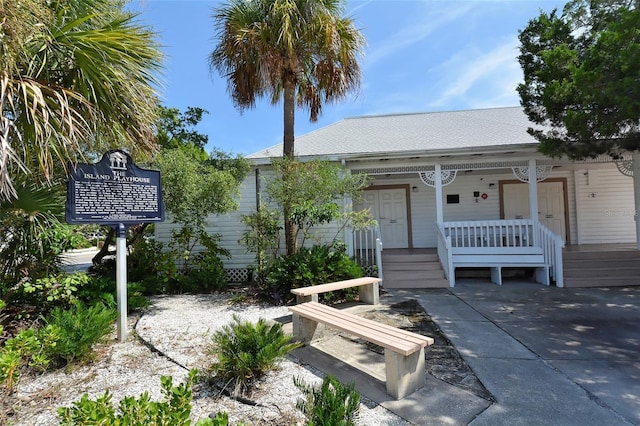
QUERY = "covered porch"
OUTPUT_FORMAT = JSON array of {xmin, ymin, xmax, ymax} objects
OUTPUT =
[{"xmin": 347, "ymin": 154, "xmax": 639, "ymax": 289}]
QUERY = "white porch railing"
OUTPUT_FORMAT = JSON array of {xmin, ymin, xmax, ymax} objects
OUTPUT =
[
  {"xmin": 436, "ymin": 223, "xmax": 454, "ymax": 287},
  {"xmin": 443, "ymin": 219, "xmax": 534, "ymax": 248},
  {"xmin": 351, "ymin": 224, "xmax": 384, "ymax": 282},
  {"xmin": 534, "ymin": 222, "xmax": 565, "ymax": 287},
  {"xmin": 439, "ymin": 219, "xmax": 564, "ymax": 287}
]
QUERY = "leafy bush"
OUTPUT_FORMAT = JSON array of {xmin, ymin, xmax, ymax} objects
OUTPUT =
[
  {"xmin": 58, "ymin": 370, "xmax": 218, "ymax": 425},
  {"xmin": 294, "ymin": 375, "xmax": 361, "ymax": 426},
  {"xmin": 13, "ymin": 273, "xmax": 90, "ymax": 312},
  {"xmin": 127, "ymin": 236, "xmax": 177, "ymax": 294},
  {"xmin": 240, "ymin": 208, "xmax": 282, "ymax": 281},
  {"xmin": 207, "ymin": 315, "xmax": 302, "ymax": 396},
  {"xmin": 75, "ymin": 276, "xmax": 149, "ymax": 311},
  {"xmin": 1, "ymin": 324, "xmax": 60, "ymax": 391},
  {"xmin": 44, "ymin": 301, "xmax": 116, "ymax": 366},
  {"xmin": 126, "ymin": 227, "xmax": 229, "ymax": 295},
  {"xmin": 264, "ymin": 243, "xmax": 364, "ymax": 304},
  {"xmin": 173, "ymin": 232, "xmax": 229, "ymax": 294}
]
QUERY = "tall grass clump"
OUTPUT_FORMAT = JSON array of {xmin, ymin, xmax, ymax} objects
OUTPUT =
[
  {"xmin": 207, "ymin": 315, "xmax": 302, "ymax": 396},
  {"xmin": 294, "ymin": 375, "xmax": 361, "ymax": 426},
  {"xmin": 45, "ymin": 301, "xmax": 117, "ymax": 365}
]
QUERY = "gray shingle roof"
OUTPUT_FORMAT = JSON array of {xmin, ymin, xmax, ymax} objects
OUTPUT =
[{"xmin": 248, "ymin": 106, "xmax": 538, "ymax": 160}]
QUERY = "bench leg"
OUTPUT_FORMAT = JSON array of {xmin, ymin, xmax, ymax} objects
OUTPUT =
[
  {"xmin": 384, "ymin": 348, "xmax": 426, "ymax": 400},
  {"xmin": 490, "ymin": 267, "xmax": 503, "ymax": 285},
  {"xmin": 358, "ymin": 282, "xmax": 379, "ymax": 305},
  {"xmin": 292, "ymin": 314, "xmax": 324, "ymax": 344},
  {"xmin": 296, "ymin": 294, "xmax": 319, "ymax": 304}
]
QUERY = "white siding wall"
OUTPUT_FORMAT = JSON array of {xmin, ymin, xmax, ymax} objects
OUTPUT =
[
  {"xmin": 573, "ymin": 166, "xmax": 636, "ymax": 244},
  {"xmin": 155, "ymin": 167, "xmax": 349, "ymax": 271}
]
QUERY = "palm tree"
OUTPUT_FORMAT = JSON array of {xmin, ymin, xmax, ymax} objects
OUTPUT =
[
  {"xmin": 0, "ymin": 0, "xmax": 162, "ymax": 201},
  {"xmin": 210, "ymin": 0, "xmax": 364, "ymax": 254}
]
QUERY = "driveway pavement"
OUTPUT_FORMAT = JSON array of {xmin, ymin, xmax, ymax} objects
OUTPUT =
[{"xmin": 395, "ymin": 279, "xmax": 640, "ymax": 425}]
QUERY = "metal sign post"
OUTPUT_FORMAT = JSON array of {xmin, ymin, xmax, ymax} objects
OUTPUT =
[{"xmin": 115, "ymin": 223, "xmax": 128, "ymax": 341}]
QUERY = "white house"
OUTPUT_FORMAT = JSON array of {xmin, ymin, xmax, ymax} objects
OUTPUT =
[{"xmin": 156, "ymin": 106, "xmax": 640, "ymax": 288}]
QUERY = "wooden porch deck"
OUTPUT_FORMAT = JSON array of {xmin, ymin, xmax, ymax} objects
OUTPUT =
[
  {"xmin": 563, "ymin": 243, "xmax": 640, "ymax": 287},
  {"xmin": 378, "ymin": 244, "xmax": 640, "ymax": 288}
]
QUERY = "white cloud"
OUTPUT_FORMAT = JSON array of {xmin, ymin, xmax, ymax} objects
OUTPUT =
[
  {"xmin": 364, "ymin": 3, "xmax": 475, "ymax": 68},
  {"xmin": 428, "ymin": 37, "xmax": 521, "ymax": 109}
]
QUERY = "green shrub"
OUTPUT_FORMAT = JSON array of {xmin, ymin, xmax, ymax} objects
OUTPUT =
[
  {"xmin": 0, "ymin": 348, "xmax": 22, "ymax": 392},
  {"xmin": 1, "ymin": 324, "xmax": 60, "ymax": 391},
  {"xmin": 58, "ymin": 370, "xmax": 217, "ymax": 425},
  {"xmin": 294, "ymin": 375, "xmax": 361, "ymax": 426},
  {"xmin": 75, "ymin": 276, "xmax": 149, "ymax": 311},
  {"xmin": 169, "ymin": 231, "xmax": 230, "ymax": 294},
  {"xmin": 207, "ymin": 315, "xmax": 302, "ymax": 396},
  {"xmin": 15, "ymin": 273, "xmax": 89, "ymax": 312},
  {"xmin": 44, "ymin": 301, "xmax": 116, "ymax": 366},
  {"xmin": 264, "ymin": 243, "xmax": 364, "ymax": 304},
  {"xmin": 127, "ymin": 237, "xmax": 177, "ymax": 294}
]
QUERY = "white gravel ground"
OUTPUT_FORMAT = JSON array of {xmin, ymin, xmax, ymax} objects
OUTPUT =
[{"xmin": 5, "ymin": 294, "xmax": 411, "ymax": 425}]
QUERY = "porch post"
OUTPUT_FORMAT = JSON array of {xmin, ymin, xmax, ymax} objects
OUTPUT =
[
  {"xmin": 633, "ymin": 153, "xmax": 640, "ymax": 249},
  {"xmin": 435, "ymin": 164, "xmax": 443, "ymax": 224},
  {"xmin": 528, "ymin": 159, "xmax": 539, "ymax": 246}
]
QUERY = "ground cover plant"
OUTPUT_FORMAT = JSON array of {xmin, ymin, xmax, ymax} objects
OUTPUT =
[{"xmin": 58, "ymin": 370, "xmax": 228, "ymax": 425}]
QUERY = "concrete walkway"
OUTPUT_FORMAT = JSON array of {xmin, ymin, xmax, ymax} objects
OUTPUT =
[{"xmin": 392, "ymin": 279, "xmax": 640, "ymax": 425}]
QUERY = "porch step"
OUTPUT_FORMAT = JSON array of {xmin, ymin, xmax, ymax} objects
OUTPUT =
[
  {"xmin": 563, "ymin": 249, "xmax": 640, "ymax": 288},
  {"xmin": 564, "ymin": 276, "xmax": 640, "ymax": 287},
  {"xmin": 382, "ymin": 252, "xmax": 448, "ymax": 289}
]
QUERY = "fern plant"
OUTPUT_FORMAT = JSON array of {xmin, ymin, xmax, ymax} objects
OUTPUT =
[
  {"xmin": 294, "ymin": 375, "xmax": 361, "ymax": 426},
  {"xmin": 208, "ymin": 315, "xmax": 302, "ymax": 396}
]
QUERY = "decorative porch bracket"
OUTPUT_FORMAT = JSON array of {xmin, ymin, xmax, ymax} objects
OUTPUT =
[
  {"xmin": 615, "ymin": 159, "xmax": 633, "ymax": 177},
  {"xmin": 418, "ymin": 170, "xmax": 457, "ymax": 187},
  {"xmin": 511, "ymin": 165, "xmax": 554, "ymax": 183}
]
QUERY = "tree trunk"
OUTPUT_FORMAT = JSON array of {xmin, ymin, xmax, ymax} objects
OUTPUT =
[{"xmin": 283, "ymin": 75, "xmax": 297, "ymax": 255}]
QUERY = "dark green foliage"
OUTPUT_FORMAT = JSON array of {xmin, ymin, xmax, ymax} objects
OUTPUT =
[
  {"xmin": 207, "ymin": 315, "xmax": 302, "ymax": 396},
  {"xmin": 171, "ymin": 231, "xmax": 229, "ymax": 294},
  {"xmin": 264, "ymin": 243, "xmax": 364, "ymax": 304},
  {"xmin": 127, "ymin": 236, "xmax": 177, "ymax": 294},
  {"xmin": 58, "ymin": 370, "xmax": 217, "ymax": 425},
  {"xmin": 75, "ymin": 276, "xmax": 150, "ymax": 311},
  {"xmin": 294, "ymin": 375, "xmax": 361, "ymax": 426},
  {"xmin": 126, "ymin": 228, "xmax": 229, "ymax": 295},
  {"xmin": 517, "ymin": 0, "xmax": 640, "ymax": 159},
  {"xmin": 44, "ymin": 302, "xmax": 116, "ymax": 366}
]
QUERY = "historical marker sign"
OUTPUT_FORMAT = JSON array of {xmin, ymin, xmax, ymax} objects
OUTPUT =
[{"xmin": 66, "ymin": 150, "xmax": 164, "ymax": 225}]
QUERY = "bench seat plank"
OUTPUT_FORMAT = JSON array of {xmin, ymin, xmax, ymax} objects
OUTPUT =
[
  {"xmin": 289, "ymin": 302, "xmax": 433, "ymax": 356},
  {"xmin": 290, "ymin": 277, "xmax": 381, "ymax": 296}
]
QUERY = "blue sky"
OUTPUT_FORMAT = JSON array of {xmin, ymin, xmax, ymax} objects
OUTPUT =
[{"xmin": 128, "ymin": 0, "xmax": 566, "ymax": 156}]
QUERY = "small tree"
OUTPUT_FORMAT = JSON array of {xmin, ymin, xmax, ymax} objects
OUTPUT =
[{"xmin": 265, "ymin": 158, "xmax": 370, "ymax": 254}]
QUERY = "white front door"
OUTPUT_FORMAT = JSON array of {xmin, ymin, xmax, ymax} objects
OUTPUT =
[
  {"xmin": 503, "ymin": 182, "xmax": 567, "ymax": 242},
  {"xmin": 355, "ymin": 188, "xmax": 409, "ymax": 249}
]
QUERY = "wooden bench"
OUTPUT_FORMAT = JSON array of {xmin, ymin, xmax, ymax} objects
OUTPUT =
[
  {"xmin": 289, "ymin": 301, "xmax": 434, "ymax": 399},
  {"xmin": 290, "ymin": 277, "xmax": 381, "ymax": 305},
  {"xmin": 452, "ymin": 247, "xmax": 550, "ymax": 286}
]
